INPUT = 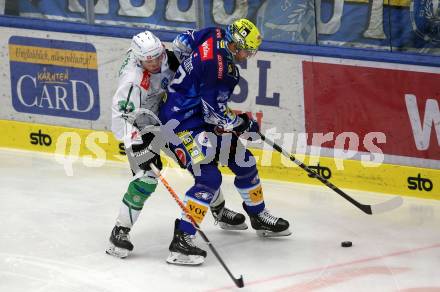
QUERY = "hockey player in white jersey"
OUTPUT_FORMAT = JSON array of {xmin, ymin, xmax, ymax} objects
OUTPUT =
[{"xmin": 106, "ymin": 30, "xmax": 247, "ymax": 259}]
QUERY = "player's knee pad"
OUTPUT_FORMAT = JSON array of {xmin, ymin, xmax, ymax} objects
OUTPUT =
[{"xmin": 123, "ymin": 177, "xmax": 158, "ymax": 210}]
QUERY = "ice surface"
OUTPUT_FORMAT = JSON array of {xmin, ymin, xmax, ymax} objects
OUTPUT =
[{"xmin": 0, "ymin": 149, "xmax": 439, "ymax": 292}]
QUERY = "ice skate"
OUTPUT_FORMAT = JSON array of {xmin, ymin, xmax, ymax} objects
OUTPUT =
[
  {"xmin": 211, "ymin": 201, "xmax": 248, "ymax": 230},
  {"xmin": 243, "ymin": 202, "xmax": 291, "ymax": 237},
  {"xmin": 166, "ymin": 219, "xmax": 207, "ymax": 265},
  {"xmin": 106, "ymin": 225, "xmax": 134, "ymax": 258}
]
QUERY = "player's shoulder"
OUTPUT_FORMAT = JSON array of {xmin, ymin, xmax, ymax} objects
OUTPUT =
[
  {"xmin": 194, "ymin": 44, "xmax": 237, "ymax": 84},
  {"xmin": 118, "ymin": 52, "xmax": 144, "ymax": 81},
  {"xmin": 119, "ymin": 64, "xmax": 144, "ymax": 87},
  {"xmin": 194, "ymin": 31, "xmax": 228, "ymax": 64},
  {"xmin": 196, "ymin": 27, "xmax": 225, "ymax": 40}
]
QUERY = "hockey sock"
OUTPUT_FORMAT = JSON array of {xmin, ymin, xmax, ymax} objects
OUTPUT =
[
  {"xmin": 116, "ymin": 177, "xmax": 157, "ymax": 227},
  {"xmin": 179, "ymin": 164, "xmax": 222, "ymax": 234},
  {"xmin": 234, "ymin": 169, "xmax": 265, "ymax": 215},
  {"xmin": 209, "ymin": 189, "xmax": 223, "ymax": 208},
  {"xmin": 178, "ymin": 185, "xmax": 216, "ymax": 235},
  {"xmin": 228, "ymin": 147, "xmax": 265, "ymax": 215}
]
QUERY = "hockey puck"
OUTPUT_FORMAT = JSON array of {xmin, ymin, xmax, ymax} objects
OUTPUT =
[{"xmin": 341, "ymin": 241, "xmax": 352, "ymax": 247}]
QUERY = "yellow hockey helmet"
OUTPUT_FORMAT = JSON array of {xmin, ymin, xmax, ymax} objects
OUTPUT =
[{"xmin": 226, "ymin": 18, "xmax": 262, "ymax": 55}]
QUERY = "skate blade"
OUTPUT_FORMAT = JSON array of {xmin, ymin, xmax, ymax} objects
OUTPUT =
[
  {"xmin": 219, "ymin": 222, "xmax": 248, "ymax": 231},
  {"xmin": 106, "ymin": 244, "xmax": 131, "ymax": 259},
  {"xmin": 166, "ymin": 252, "xmax": 205, "ymax": 266},
  {"xmin": 256, "ymin": 228, "xmax": 292, "ymax": 238}
]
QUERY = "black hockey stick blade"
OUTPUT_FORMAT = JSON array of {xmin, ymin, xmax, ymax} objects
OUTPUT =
[
  {"xmin": 196, "ymin": 228, "xmax": 245, "ymax": 288},
  {"xmin": 235, "ymin": 275, "xmax": 244, "ymax": 288},
  {"xmin": 258, "ymin": 132, "xmax": 403, "ymax": 215}
]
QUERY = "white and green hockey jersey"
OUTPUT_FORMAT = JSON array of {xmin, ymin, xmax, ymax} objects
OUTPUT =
[{"xmin": 111, "ymin": 50, "xmax": 177, "ymax": 147}]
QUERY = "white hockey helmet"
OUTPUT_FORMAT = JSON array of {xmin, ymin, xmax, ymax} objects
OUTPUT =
[{"xmin": 130, "ymin": 31, "xmax": 164, "ymax": 61}]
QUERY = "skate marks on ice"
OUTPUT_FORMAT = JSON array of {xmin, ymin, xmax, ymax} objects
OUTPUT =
[
  {"xmin": 1, "ymin": 149, "xmax": 440, "ymax": 291},
  {"xmin": 0, "ymin": 252, "xmax": 129, "ymax": 292},
  {"xmin": 208, "ymin": 242, "xmax": 440, "ymax": 291}
]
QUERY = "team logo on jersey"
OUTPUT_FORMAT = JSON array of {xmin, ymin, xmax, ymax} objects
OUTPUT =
[
  {"xmin": 118, "ymin": 100, "xmax": 135, "ymax": 112},
  {"xmin": 217, "ymin": 54, "xmax": 224, "ymax": 79},
  {"xmin": 140, "ymin": 70, "xmax": 150, "ymax": 90},
  {"xmin": 199, "ymin": 37, "xmax": 214, "ymax": 61},
  {"xmin": 194, "ymin": 191, "xmax": 213, "ymax": 201},
  {"xmin": 410, "ymin": 0, "xmax": 440, "ymax": 43}
]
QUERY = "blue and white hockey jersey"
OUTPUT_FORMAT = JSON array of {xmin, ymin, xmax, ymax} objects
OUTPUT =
[{"xmin": 159, "ymin": 27, "xmax": 242, "ymax": 132}]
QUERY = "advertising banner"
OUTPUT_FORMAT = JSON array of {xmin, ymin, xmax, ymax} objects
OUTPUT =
[
  {"xmin": 318, "ymin": 0, "xmax": 440, "ymax": 53},
  {"xmin": 13, "ymin": 0, "xmax": 440, "ymax": 54},
  {"xmin": 8, "ymin": 36, "xmax": 100, "ymax": 120},
  {"xmin": 303, "ymin": 61, "xmax": 440, "ymax": 161},
  {"xmin": 17, "ymin": 0, "xmax": 263, "ymax": 30},
  {"xmin": 1, "ymin": 119, "xmax": 439, "ymax": 199},
  {"xmin": 0, "ymin": 25, "xmax": 439, "ymax": 174},
  {"xmin": 0, "ymin": 26, "xmax": 300, "ymax": 137}
]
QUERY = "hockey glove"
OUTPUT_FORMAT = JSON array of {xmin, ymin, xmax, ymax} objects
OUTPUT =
[
  {"xmin": 234, "ymin": 113, "xmax": 260, "ymax": 134},
  {"xmin": 129, "ymin": 132, "xmax": 162, "ymax": 171},
  {"xmin": 172, "ymin": 34, "xmax": 193, "ymax": 63}
]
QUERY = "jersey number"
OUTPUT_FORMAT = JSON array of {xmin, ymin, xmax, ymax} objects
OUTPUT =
[{"xmin": 168, "ymin": 66, "xmax": 186, "ymax": 93}]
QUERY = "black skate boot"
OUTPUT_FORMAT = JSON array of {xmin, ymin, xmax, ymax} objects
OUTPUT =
[
  {"xmin": 243, "ymin": 202, "xmax": 292, "ymax": 237},
  {"xmin": 211, "ymin": 201, "xmax": 248, "ymax": 230},
  {"xmin": 106, "ymin": 225, "xmax": 134, "ymax": 258},
  {"xmin": 166, "ymin": 219, "xmax": 207, "ymax": 265}
]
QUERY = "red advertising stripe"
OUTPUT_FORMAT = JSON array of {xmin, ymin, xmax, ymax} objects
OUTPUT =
[{"xmin": 303, "ymin": 61, "xmax": 440, "ymax": 160}]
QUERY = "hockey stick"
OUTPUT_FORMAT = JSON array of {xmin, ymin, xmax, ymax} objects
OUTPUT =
[
  {"xmin": 149, "ymin": 163, "xmax": 245, "ymax": 288},
  {"xmin": 258, "ymin": 132, "xmax": 403, "ymax": 215}
]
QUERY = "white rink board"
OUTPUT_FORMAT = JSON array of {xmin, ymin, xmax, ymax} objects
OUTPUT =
[{"xmin": 0, "ymin": 26, "xmax": 307, "ymax": 134}]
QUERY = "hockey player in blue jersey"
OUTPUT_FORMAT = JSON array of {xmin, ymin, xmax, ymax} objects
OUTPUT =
[{"xmin": 160, "ymin": 19, "xmax": 291, "ymax": 265}]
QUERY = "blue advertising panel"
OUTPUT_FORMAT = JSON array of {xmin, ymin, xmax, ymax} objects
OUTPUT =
[
  {"xmin": 9, "ymin": 36, "xmax": 100, "ymax": 120},
  {"xmin": 18, "ymin": 0, "xmax": 264, "ymax": 30}
]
